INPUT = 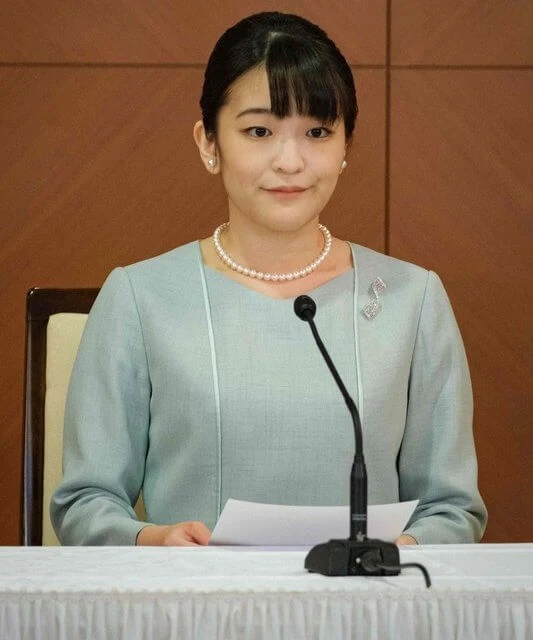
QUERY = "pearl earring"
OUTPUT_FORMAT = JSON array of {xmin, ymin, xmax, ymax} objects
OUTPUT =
[
  {"xmin": 341, "ymin": 160, "xmax": 347, "ymax": 171},
  {"xmin": 208, "ymin": 158, "xmax": 216, "ymax": 168}
]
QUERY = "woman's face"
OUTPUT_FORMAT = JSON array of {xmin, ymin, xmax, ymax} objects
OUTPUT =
[{"xmin": 196, "ymin": 66, "xmax": 347, "ymax": 234}]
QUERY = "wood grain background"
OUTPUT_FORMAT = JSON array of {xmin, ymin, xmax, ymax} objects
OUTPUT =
[{"xmin": 1, "ymin": 1, "xmax": 531, "ymax": 545}]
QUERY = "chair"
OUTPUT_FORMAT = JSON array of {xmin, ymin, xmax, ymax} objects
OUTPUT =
[
  {"xmin": 22, "ymin": 288, "xmax": 100, "ymax": 545},
  {"xmin": 22, "ymin": 287, "xmax": 148, "ymax": 545}
]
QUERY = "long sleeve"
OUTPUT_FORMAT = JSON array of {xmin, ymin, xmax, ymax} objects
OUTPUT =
[
  {"xmin": 399, "ymin": 271, "xmax": 487, "ymax": 543},
  {"xmin": 50, "ymin": 268, "xmax": 151, "ymax": 545}
]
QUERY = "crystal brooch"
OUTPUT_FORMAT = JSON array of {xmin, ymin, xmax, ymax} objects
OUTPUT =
[{"xmin": 362, "ymin": 277, "xmax": 386, "ymax": 319}]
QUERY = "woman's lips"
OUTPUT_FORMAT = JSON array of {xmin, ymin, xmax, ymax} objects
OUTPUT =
[{"xmin": 265, "ymin": 187, "xmax": 307, "ymax": 196}]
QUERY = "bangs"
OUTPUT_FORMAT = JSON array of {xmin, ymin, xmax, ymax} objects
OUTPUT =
[
  {"xmin": 264, "ymin": 34, "xmax": 353, "ymax": 129},
  {"xmin": 200, "ymin": 12, "xmax": 357, "ymax": 138}
]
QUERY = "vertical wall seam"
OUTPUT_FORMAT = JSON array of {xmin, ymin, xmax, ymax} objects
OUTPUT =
[{"xmin": 384, "ymin": 0, "xmax": 392, "ymax": 256}]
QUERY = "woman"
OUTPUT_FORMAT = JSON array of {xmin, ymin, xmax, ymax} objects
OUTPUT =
[{"xmin": 51, "ymin": 12, "xmax": 487, "ymax": 546}]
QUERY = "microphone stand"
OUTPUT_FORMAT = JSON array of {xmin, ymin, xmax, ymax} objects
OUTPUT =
[{"xmin": 294, "ymin": 295, "xmax": 429, "ymax": 585}]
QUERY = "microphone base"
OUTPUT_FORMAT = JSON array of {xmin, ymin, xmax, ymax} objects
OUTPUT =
[{"xmin": 305, "ymin": 538, "xmax": 400, "ymax": 577}]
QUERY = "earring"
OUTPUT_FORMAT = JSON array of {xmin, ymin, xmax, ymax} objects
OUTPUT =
[
  {"xmin": 208, "ymin": 158, "xmax": 216, "ymax": 168},
  {"xmin": 341, "ymin": 160, "xmax": 348, "ymax": 171}
]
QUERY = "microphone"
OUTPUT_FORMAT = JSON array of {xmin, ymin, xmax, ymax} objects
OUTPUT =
[{"xmin": 294, "ymin": 294, "xmax": 401, "ymax": 578}]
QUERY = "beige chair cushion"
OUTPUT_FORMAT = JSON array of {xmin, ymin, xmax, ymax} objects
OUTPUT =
[
  {"xmin": 44, "ymin": 313, "xmax": 89, "ymax": 546},
  {"xmin": 44, "ymin": 313, "xmax": 145, "ymax": 546}
]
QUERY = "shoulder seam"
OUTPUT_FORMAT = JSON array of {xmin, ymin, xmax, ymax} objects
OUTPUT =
[
  {"xmin": 117, "ymin": 266, "xmax": 152, "ymax": 383},
  {"xmin": 410, "ymin": 269, "xmax": 433, "ymax": 365}
]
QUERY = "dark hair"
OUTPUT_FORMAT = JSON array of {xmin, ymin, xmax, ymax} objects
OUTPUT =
[{"xmin": 200, "ymin": 12, "xmax": 358, "ymax": 141}]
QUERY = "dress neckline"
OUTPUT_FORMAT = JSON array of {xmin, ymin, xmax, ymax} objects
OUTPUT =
[{"xmin": 197, "ymin": 241, "xmax": 356, "ymax": 302}]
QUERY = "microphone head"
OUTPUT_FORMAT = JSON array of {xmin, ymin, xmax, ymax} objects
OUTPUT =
[{"xmin": 294, "ymin": 295, "xmax": 317, "ymax": 322}]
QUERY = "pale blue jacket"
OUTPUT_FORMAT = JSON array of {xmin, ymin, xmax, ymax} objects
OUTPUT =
[{"xmin": 51, "ymin": 242, "xmax": 487, "ymax": 545}]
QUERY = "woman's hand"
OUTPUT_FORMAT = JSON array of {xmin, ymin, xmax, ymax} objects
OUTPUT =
[
  {"xmin": 395, "ymin": 534, "xmax": 418, "ymax": 545},
  {"xmin": 136, "ymin": 521, "xmax": 211, "ymax": 546}
]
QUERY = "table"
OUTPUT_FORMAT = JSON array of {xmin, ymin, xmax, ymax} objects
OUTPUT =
[{"xmin": 1, "ymin": 544, "xmax": 532, "ymax": 639}]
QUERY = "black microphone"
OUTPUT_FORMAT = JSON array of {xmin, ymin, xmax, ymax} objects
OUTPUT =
[
  {"xmin": 294, "ymin": 294, "xmax": 401, "ymax": 578},
  {"xmin": 294, "ymin": 295, "xmax": 367, "ymax": 540}
]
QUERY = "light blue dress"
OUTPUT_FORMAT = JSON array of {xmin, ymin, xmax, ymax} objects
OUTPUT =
[{"xmin": 51, "ymin": 242, "xmax": 487, "ymax": 545}]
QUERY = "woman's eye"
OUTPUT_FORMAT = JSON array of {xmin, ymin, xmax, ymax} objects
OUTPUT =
[
  {"xmin": 246, "ymin": 127, "xmax": 271, "ymax": 138},
  {"xmin": 307, "ymin": 127, "xmax": 330, "ymax": 138}
]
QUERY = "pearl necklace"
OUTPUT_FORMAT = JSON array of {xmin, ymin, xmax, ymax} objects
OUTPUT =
[{"xmin": 213, "ymin": 222, "xmax": 332, "ymax": 282}]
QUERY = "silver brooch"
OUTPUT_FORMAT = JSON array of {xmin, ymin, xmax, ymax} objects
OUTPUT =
[{"xmin": 362, "ymin": 277, "xmax": 386, "ymax": 319}]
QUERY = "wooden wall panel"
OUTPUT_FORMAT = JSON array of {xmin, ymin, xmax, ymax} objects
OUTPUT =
[
  {"xmin": 390, "ymin": 69, "xmax": 533, "ymax": 542},
  {"xmin": 391, "ymin": 1, "xmax": 533, "ymax": 66},
  {"xmin": 324, "ymin": 69, "xmax": 386, "ymax": 251},
  {"xmin": 0, "ymin": 62, "xmax": 386, "ymax": 544},
  {"xmin": 0, "ymin": 1, "xmax": 386, "ymax": 65}
]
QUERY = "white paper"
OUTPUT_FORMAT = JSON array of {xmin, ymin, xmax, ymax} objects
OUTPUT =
[{"xmin": 210, "ymin": 499, "xmax": 418, "ymax": 546}]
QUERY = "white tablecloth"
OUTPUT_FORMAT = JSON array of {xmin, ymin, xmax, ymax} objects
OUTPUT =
[{"xmin": 1, "ymin": 544, "xmax": 532, "ymax": 639}]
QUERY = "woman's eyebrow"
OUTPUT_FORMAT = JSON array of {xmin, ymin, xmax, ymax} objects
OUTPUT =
[{"xmin": 236, "ymin": 107, "xmax": 273, "ymax": 118}]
